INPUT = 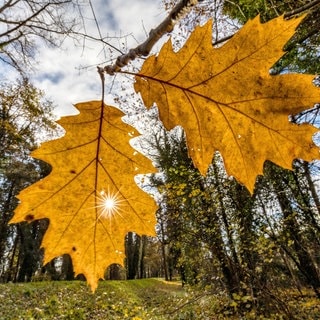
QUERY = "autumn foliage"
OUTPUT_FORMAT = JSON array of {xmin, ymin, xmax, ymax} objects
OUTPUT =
[
  {"xmin": 10, "ymin": 102, "xmax": 156, "ymax": 291},
  {"xmin": 10, "ymin": 15, "xmax": 320, "ymax": 290},
  {"xmin": 135, "ymin": 16, "xmax": 319, "ymax": 193}
]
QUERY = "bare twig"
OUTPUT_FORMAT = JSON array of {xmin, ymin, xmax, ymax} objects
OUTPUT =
[
  {"xmin": 72, "ymin": 32, "xmax": 125, "ymax": 55},
  {"xmin": 102, "ymin": 0, "xmax": 200, "ymax": 75},
  {"xmin": 223, "ymin": 0, "xmax": 247, "ymax": 20},
  {"xmin": 283, "ymin": 0, "xmax": 320, "ymax": 18}
]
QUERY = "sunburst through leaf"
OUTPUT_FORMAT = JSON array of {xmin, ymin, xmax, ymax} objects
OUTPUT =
[{"xmin": 96, "ymin": 187, "xmax": 125, "ymax": 220}]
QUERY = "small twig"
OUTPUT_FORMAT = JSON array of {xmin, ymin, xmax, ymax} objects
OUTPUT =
[
  {"xmin": 283, "ymin": 0, "xmax": 320, "ymax": 19},
  {"xmin": 97, "ymin": 66, "xmax": 105, "ymax": 103},
  {"xmin": 213, "ymin": 34, "xmax": 233, "ymax": 46},
  {"xmin": 101, "ymin": 0, "xmax": 200, "ymax": 75},
  {"xmin": 224, "ymin": 0, "xmax": 247, "ymax": 20}
]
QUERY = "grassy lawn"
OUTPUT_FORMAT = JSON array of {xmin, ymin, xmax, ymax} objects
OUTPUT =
[
  {"xmin": 0, "ymin": 278, "xmax": 217, "ymax": 319},
  {"xmin": 0, "ymin": 279, "xmax": 319, "ymax": 319}
]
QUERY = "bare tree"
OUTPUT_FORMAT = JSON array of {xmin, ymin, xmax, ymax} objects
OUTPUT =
[{"xmin": 0, "ymin": 0, "xmax": 80, "ymax": 73}]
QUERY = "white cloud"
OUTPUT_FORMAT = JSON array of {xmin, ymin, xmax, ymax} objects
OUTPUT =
[{"xmin": 30, "ymin": 0, "xmax": 166, "ymax": 117}]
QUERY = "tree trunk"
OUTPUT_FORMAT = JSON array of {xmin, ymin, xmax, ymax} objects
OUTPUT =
[
  {"xmin": 61, "ymin": 254, "xmax": 74, "ymax": 280},
  {"xmin": 159, "ymin": 220, "xmax": 169, "ymax": 281},
  {"xmin": 0, "ymin": 180, "xmax": 16, "ymax": 265},
  {"xmin": 267, "ymin": 164, "xmax": 320, "ymax": 298},
  {"xmin": 125, "ymin": 232, "xmax": 140, "ymax": 279},
  {"xmin": 138, "ymin": 236, "xmax": 147, "ymax": 279}
]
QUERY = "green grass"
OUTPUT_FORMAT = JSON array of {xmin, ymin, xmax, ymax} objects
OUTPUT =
[
  {"xmin": 0, "ymin": 279, "xmax": 319, "ymax": 319},
  {"xmin": 0, "ymin": 278, "xmax": 218, "ymax": 320}
]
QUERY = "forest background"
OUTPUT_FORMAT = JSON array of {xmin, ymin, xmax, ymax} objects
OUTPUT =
[{"xmin": 1, "ymin": 0, "xmax": 320, "ymax": 319}]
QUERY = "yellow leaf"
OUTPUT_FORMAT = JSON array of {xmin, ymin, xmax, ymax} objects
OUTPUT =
[
  {"xmin": 135, "ymin": 16, "xmax": 320, "ymax": 192},
  {"xmin": 10, "ymin": 101, "xmax": 157, "ymax": 291}
]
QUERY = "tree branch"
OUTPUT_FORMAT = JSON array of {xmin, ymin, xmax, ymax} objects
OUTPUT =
[
  {"xmin": 283, "ymin": 0, "xmax": 320, "ymax": 19},
  {"xmin": 100, "ymin": 0, "xmax": 200, "ymax": 76},
  {"xmin": 99, "ymin": 0, "xmax": 319, "ymax": 77},
  {"xmin": 0, "ymin": 3, "xmax": 50, "ymax": 38}
]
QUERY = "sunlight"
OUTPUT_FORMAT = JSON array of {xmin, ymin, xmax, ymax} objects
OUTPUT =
[{"xmin": 96, "ymin": 187, "xmax": 124, "ymax": 220}]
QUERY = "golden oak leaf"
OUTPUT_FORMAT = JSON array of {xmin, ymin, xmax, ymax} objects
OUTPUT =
[
  {"xmin": 134, "ymin": 16, "xmax": 320, "ymax": 192},
  {"xmin": 10, "ymin": 101, "xmax": 157, "ymax": 291}
]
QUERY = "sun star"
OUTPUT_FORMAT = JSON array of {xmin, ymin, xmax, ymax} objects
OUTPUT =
[{"xmin": 96, "ymin": 187, "xmax": 124, "ymax": 220}]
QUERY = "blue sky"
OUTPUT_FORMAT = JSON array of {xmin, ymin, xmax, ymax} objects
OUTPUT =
[{"xmin": 29, "ymin": 0, "xmax": 166, "ymax": 117}]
